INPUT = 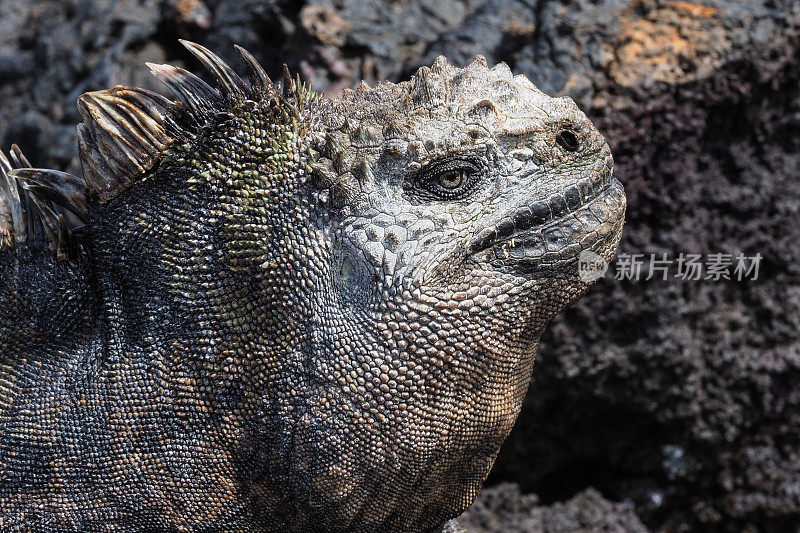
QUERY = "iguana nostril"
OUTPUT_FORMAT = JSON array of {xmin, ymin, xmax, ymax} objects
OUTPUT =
[{"xmin": 556, "ymin": 129, "xmax": 580, "ymax": 152}]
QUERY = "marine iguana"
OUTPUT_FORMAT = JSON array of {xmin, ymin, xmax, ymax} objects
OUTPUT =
[{"xmin": 0, "ymin": 41, "xmax": 625, "ymax": 532}]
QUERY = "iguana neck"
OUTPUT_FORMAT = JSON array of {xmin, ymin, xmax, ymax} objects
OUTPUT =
[{"xmin": 85, "ymin": 162, "xmax": 315, "ymax": 359}]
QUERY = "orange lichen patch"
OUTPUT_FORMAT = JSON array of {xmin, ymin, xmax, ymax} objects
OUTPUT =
[
  {"xmin": 667, "ymin": 1, "xmax": 720, "ymax": 18},
  {"xmin": 562, "ymin": 72, "xmax": 584, "ymax": 93},
  {"xmin": 173, "ymin": 0, "xmax": 211, "ymax": 29},
  {"xmin": 603, "ymin": 0, "xmax": 728, "ymax": 87},
  {"xmin": 300, "ymin": 5, "xmax": 352, "ymax": 47},
  {"xmin": 505, "ymin": 18, "xmax": 536, "ymax": 37}
]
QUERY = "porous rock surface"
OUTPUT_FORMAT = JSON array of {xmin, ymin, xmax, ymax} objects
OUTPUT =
[
  {"xmin": 453, "ymin": 483, "xmax": 647, "ymax": 532},
  {"xmin": 1, "ymin": 0, "xmax": 798, "ymax": 530}
]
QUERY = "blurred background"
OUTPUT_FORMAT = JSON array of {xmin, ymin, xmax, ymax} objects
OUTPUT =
[{"xmin": 1, "ymin": 0, "xmax": 798, "ymax": 530}]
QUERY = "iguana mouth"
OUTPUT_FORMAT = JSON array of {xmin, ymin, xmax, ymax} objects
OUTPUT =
[{"xmin": 468, "ymin": 167, "xmax": 621, "ymax": 256}]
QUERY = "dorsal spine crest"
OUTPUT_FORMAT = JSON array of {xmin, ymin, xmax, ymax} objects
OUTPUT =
[{"xmin": 1, "ymin": 41, "xmax": 312, "ymax": 259}]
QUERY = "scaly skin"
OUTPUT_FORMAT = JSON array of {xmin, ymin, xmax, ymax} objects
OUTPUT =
[{"xmin": 0, "ymin": 44, "xmax": 625, "ymax": 532}]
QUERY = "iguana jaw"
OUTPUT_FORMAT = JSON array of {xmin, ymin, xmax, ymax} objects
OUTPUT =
[{"xmin": 467, "ymin": 157, "xmax": 625, "ymax": 271}]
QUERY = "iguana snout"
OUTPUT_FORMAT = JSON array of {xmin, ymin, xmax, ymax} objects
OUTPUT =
[{"xmin": 469, "ymin": 142, "xmax": 624, "ymax": 274}]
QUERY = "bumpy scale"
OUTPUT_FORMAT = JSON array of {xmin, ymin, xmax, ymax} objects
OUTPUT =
[{"xmin": 0, "ymin": 41, "xmax": 625, "ymax": 532}]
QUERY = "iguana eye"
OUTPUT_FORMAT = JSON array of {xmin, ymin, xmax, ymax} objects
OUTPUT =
[
  {"xmin": 556, "ymin": 129, "xmax": 580, "ymax": 152},
  {"xmin": 410, "ymin": 157, "xmax": 481, "ymax": 201},
  {"xmin": 437, "ymin": 169, "xmax": 466, "ymax": 190}
]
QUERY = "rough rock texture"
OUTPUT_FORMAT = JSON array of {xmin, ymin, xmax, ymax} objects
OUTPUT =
[
  {"xmin": 455, "ymin": 483, "xmax": 647, "ymax": 532},
  {"xmin": 1, "ymin": 0, "xmax": 798, "ymax": 530}
]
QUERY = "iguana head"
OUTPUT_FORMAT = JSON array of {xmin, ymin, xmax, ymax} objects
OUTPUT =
[
  {"xmin": 10, "ymin": 43, "xmax": 623, "ymax": 531},
  {"xmin": 313, "ymin": 55, "xmax": 622, "ymax": 294}
]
